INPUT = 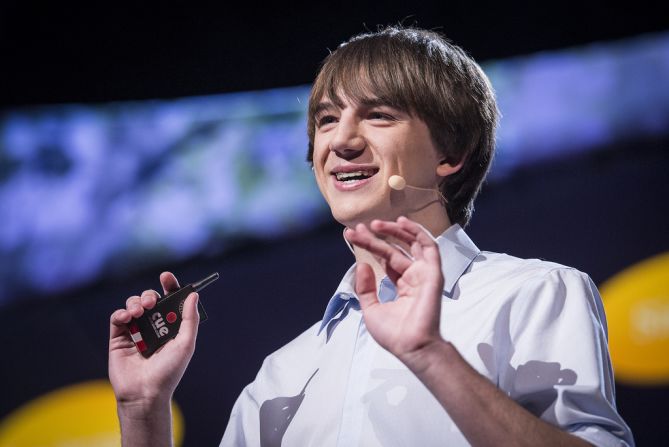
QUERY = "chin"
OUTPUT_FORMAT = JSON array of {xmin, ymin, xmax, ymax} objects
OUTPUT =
[{"xmin": 331, "ymin": 204, "xmax": 395, "ymax": 228}]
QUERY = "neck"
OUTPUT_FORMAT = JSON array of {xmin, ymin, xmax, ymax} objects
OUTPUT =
[{"xmin": 350, "ymin": 206, "xmax": 452, "ymax": 285}]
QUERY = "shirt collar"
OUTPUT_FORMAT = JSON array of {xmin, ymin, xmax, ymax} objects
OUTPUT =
[
  {"xmin": 437, "ymin": 223, "xmax": 480, "ymax": 298},
  {"xmin": 318, "ymin": 223, "xmax": 480, "ymax": 337}
]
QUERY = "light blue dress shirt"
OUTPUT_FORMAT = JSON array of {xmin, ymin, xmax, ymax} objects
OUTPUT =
[{"xmin": 221, "ymin": 225, "xmax": 634, "ymax": 447}]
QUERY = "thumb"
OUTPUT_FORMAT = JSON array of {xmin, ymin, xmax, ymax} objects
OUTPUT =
[
  {"xmin": 355, "ymin": 263, "xmax": 379, "ymax": 312},
  {"xmin": 177, "ymin": 292, "xmax": 200, "ymax": 348}
]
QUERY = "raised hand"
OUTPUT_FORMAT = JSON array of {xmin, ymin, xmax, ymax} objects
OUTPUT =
[
  {"xmin": 108, "ymin": 272, "xmax": 200, "ymax": 409},
  {"xmin": 345, "ymin": 216, "xmax": 446, "ymax": 367}
]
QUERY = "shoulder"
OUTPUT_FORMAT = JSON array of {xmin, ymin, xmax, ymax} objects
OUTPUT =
[
  {"xmin": 468, "ymin": 251, "xmax": 594, "ymax": 293},
  {"xmin": 460, "ymin": 251, "xmax": 602, "ymax": 320},
  {"xmin": 476, "ymin": 250, "xmax": 582, "ymax": 278},
  {"xmin": 476, "ymin": 253, "xmax": 605, "ymax": 332},
  {"xmin": 254, "ymin": 321, "xmax": 323, "ymax": 385}
]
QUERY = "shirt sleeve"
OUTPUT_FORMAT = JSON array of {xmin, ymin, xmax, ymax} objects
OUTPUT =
[
  {"xmin": 502, "ymin": 267, "xmax": 634, "ymax": 447},
  {"xmin": 220, "ymin": 369, "xmax": 264, "ymax": 447}
]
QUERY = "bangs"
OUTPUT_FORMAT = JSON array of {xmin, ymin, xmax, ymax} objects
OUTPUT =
[
  {"xmin": 320, "ymin": 60, "xmax": 411, "ymax": 113},
  {"xmin": 310, "ymin": 37, "xmax": 422, "ymax": 119}
]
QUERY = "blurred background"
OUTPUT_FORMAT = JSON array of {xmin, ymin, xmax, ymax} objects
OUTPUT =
[{"xmin": 0, "ymin": 1, "xmax": 668, "ymax": 445}]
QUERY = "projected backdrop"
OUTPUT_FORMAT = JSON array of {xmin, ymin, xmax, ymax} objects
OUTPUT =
[{"xmin": 1, "ymin": 32, "xmax": 668, "ymax": 306}]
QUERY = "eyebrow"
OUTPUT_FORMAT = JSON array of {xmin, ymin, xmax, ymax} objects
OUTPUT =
[
  {"xmin": 357, "ymin": 97, "xmax": 391, "ymax": 109},
  {"xmin": 313, "ymin": 97, "xmax": 400, "ymax": 116},
  {"xmin": 313, "ymin": 101, "xmax": 337, "ymax": 117}
]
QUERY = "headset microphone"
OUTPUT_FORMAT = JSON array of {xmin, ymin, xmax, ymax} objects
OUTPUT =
[
  {"xmin": 388, "ymin": 175, "xmax": 407, "ymax": 190},
  {"xmin": 388, "ymin": 175, "xmax": 447, "ymax": 203}
]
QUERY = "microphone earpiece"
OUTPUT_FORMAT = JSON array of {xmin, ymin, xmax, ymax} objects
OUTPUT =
[
  {"xmin": 388, "ymin": 175, "xmax": 407, "ymax": 190},
  {"xmin": 388, "ymin": 174, "xmax": 448, "ymax": 203}
]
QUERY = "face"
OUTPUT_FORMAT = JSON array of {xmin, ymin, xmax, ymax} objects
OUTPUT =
[{"xmin": 312, "ymin": 93, "xmax": 446, "ymax": 228}]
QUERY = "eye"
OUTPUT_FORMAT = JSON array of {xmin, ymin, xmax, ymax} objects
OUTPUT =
[
  {"xmin": 367, "ymin": 110, "xmax": 395, "ymax": 121},
  {"xmin": 316, "ymin": 114, "xmax": 338, "ymax": 128}
]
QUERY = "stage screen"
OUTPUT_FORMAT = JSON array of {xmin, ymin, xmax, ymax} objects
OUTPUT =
[{"xmin": 1, "ymin": 32, "xmax": 668, "ymax": 306}]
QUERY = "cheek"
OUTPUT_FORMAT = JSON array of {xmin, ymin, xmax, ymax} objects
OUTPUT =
[
  {"xmin": 312, "ymin": 135, "xmax": 329, "ymax": 164},
  {"xmin": 315, "ymin": 170, "xmax": 329, "ymax": 194},
  {"xmin": 310, "ymin": 149, "xmax": 330, "ymax": 194},
  {"xmin": 382, "ymin": 140, "xmax": 409, "ymax": 174}
]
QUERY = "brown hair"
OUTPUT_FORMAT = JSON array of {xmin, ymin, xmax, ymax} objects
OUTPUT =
[{"xmin": 307, "ymin": 26, "xmax": 499, "ymax": 227}]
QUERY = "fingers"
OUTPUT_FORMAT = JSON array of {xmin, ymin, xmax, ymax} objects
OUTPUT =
[
  {"xmin": 160, "ymin": 272, "xmax": 180, "ymax": 295},
  {"xmin": 124, "ymin": 297, "xmax": 144, "ymax": 320},
  {"xmin": 345, "ymin": 224, "xmax": 413, "ymax": 275},
  {"xmin": 369, "ymin": 220, "xmax": 415, "ymax": 245},
  {"xmin": 123, "ymin": 290, "xmax": 159, "ymax": 319},
  {"xmin": 355, "ymin": 263, "xmax": 379, "ymax": 312},
  {"xmin": 109, "ymin": 308, "xmax": 132, "ymax": 339},
  {"xmin": 176, "ymin": 292, "xmax": 200, "ymax": 349},
  {"xmin": 371, "ymin": 217, "xmax": 436, "ymax": 246},
  {"xmin": 371, "ymin": 217, "xmax": 441, "ymax": 264},
  {"xmin": 140, "ymin": 290, "xmax": 160, "ymax": 309},
  {"xmin": 111, "ymin": 274, "xmax": 172, "ymax": 340},
  {"xmin": 111, "ymin": 291, "xmax": 154, "ymax": 340},
  {"xmin": 110, "ymin": 308, "xmax": 132, "ymax": 325}
]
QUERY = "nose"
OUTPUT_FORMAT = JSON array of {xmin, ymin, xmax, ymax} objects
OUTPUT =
[{"xmin": 328, "ymin": 117, "xmax": 365, "ymax": 160}]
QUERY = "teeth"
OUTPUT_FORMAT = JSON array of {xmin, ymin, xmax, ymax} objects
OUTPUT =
[{"xmin": 335, "ymin": 170, "xmax": 374, "ymax": 181}]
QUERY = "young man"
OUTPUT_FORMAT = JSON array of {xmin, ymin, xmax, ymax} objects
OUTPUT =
[{"xmin": 109, "ymin": 27, "xmax": 634, "ymax": 446}]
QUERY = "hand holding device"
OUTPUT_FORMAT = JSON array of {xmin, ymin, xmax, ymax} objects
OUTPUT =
[
  {"xmin": 109, "ymin": 272, "xmax": 216, "ymax": 411},
  {"xmin": 129, "ymin": 272, "xmax": 218, "ymax": 357}
]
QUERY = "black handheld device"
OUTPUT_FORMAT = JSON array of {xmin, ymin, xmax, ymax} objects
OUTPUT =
[{"xmin": 128, "ymin": 272, "xmax": 218, "ymax": 358}]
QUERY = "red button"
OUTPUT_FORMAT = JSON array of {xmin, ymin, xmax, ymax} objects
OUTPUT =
[{"xmin": 166, "ymin": 312, "xmax": 177, "ymax": 324}]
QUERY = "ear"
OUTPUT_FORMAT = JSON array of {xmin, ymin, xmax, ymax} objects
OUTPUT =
[{"xmin": 436, "ymin": 159, "xmax": 464, "ymax": 178}]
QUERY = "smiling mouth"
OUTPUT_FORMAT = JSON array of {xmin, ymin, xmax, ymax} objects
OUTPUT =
[{"xmin": 334, "ymin": 169, "xmax": 378, "ymax": 183}]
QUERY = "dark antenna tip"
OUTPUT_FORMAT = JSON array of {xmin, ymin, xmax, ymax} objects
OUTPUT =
[{"xmin": 192, "ymin": 272, "xmax": 220, "ymax": 292}]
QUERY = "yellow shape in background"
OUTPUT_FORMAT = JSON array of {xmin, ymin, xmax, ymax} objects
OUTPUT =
[
  {"xmin": 600, "ymin": 251, "xmax": 669, "ymax": 385},
  {"xmin": 0, "ymin": 380, "xmax": 184, "ymax": 447}
]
